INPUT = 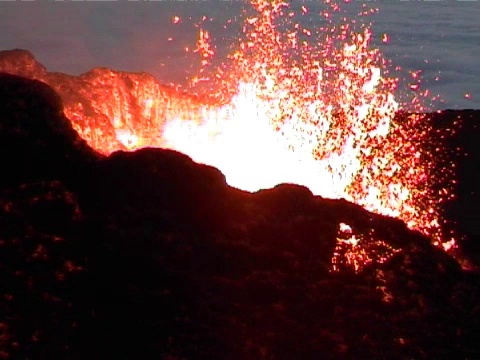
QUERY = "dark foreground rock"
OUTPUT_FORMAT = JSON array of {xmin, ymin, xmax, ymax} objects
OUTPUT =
[
  {"xmin": 0, "ymin": 73, "xmax": 99, "ymax": 187},
  {"xmin": 1, "ymin": 74, "xmax": 480, "ymax": 359}
]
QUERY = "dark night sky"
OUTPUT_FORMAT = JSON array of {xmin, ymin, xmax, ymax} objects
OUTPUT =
[{"xmin": 1, "ymin": 0, "xmax": 479, "ymax": 109}]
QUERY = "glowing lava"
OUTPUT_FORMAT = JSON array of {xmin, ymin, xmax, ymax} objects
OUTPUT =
[
  {"xmin": 160, "ymin": 0, "xmax": 451, "ymax": 246},
  {"xmin": 53, "ymin": 0, "xmax": 453, "ymax": 250},
  {"xmin": 332, "ymin": 222, "xmax": 401, "ymax": 273}
]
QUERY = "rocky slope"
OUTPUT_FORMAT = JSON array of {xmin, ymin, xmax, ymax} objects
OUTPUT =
[{"xmin": 0, "ymin": 73, "xmax": 479, "ymax": 359}]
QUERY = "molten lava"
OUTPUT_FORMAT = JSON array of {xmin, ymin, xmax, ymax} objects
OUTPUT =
[
  {"xmin": 161, "ymin": 0, "xmax": 452, "ymax": 247},
  {"xmin": 61, "ymin": 0, "xmax": 455, "ymax": 251}
]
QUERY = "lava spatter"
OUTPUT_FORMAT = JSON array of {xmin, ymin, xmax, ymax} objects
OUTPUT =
[{"xmin": 162, "ymin": 0, "xmax": 451, "ymax": 247}]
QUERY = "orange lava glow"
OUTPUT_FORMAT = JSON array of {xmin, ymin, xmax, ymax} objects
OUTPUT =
[
  {"xmin": 77, "ymin": 1, "xmax": 454, "ymax": 251},
  {"xmin": 332, "ymin": 222, "xmax": 400, "ymax": 273}
]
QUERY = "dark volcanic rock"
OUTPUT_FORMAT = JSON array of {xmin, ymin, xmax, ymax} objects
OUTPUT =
[
  {"xmin": 0, "ymin": 73, "xmax": 99, "ymax": 187},
  {"xmin": 0, "ymin": 74, "xmax": 480, "ymax": 359}
]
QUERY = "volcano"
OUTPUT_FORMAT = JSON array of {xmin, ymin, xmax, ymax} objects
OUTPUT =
[
  {"xmin": 1, "ymin": 63, "xmax": 480, "ymax": 358},
  {"xmin": 0, "ymin": 49, "xmax": 455, "ymax": 243}
]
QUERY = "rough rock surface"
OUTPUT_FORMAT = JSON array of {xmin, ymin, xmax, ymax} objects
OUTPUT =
[{"xmin": 1, "ymin": 71, "xmax": 480, "ymax": 359}]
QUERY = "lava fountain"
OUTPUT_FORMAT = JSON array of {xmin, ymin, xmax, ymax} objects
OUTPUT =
[
  {"xmin": 54, "ymin": 0, "xmax": 454, "ymax": 250},
  {"xmin": 158, "ymin": 0, "xmax": 454, "ymax": 248}
]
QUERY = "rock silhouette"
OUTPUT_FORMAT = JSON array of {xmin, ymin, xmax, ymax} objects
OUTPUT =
[
  {"xmin": 0, "ymin": 72, "xmax": 480, "ymax": 359},
  {"xmin": 0, "ymin": 73, "xmax": 98, "ymax": 187}
]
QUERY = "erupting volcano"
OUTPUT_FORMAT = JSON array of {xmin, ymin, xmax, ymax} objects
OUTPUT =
[
  {"xmin": 0, "ymin": 1, "xmax": 456, "ymax": 250},
  {"xmin": 130, "ymin": 1, "xmax": 453, "ymax": 248},
  {"xmin": 3, "ymin": 1, "xmax": 480, "ymax": 358},
  {"xmin": 166, "ymin": 1, "xmax": 456, "ymax": 246}
]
